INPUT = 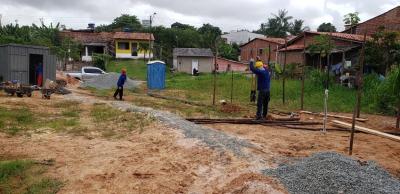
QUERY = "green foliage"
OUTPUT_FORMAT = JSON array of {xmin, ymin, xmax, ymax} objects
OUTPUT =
[
  {"xmin": 92, "ymin": 53, "xmax": 112, "ymax": 71},
  {"xmin": 317, "ymin": 23, "xmax": 337, "ymax": 32},
  {"xmin": 0, "ymin": 160, "xmax": 62, "ymax": 194},
  {"xmin": 218, "ymin": 42, "xmax": 240, "ymax": 61},
  {"xmin": 365, "ymin": 27, "xmax": 400, "ymax": 74},
  {"xmin": 198, "ymin": 23, "xmax": 222, "ymax": 49},
  {"xmin": 111, "ymin": 14, "xmax": 142, "ymax": 32},
  {"xmin": 343, "ymin": 12, "xmax": 360, "ymax": 26},
  {"xmin": 106, "ymin": 59, "xmax": 147, "ymax": 80},
  {"xmin": 138, "ymin": 42, "xmax": 150, "ymax": 60},
  {"xmin": 308, "ymin": 35, "xmax": 335, "ymax": 57},
  {"xmin": 257, "ymin": 9, "xmax": 308, "ymax": 37}
]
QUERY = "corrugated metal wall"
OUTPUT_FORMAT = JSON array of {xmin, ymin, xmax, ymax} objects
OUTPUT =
[{"xmin": 0, "ymin": 45, "xmax": 57, "ymax": 84}]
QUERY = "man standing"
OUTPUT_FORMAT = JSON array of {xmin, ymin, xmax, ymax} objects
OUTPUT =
[
  {"xmin": 249, "ymin": 58, "xmax": 271, "ymax": 120},
  {"xmin": 36, "ymin": 62, "xmax": 43, "ymax": 87},
  {"xmin": 113, "ymin": 69, "xmax": 126, "ymax": 100}
]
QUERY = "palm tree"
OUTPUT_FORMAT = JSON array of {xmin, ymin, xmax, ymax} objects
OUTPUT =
[
  {"xmin": 138, "ymin": 42, "xmax": 149, "ymax": 62},
  {"xmin": 265, "ymin": 9, "xmax": 293, "ymax": 37}
]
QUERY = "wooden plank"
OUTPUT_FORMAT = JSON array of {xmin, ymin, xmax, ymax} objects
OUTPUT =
[
  {"xmin": 300, "ymin": 111, "xmax": 368, "ymax": 122},
  {"xmin": 332, "ymin": 120, "xmax": 400, "ymax": 143}
]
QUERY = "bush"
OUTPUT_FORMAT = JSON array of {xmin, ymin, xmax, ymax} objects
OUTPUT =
[
  {"xmin": 306, "ymin": 69, "xmax": 334, "ymax": 88},
  {"xmin": 92, "ymin": 53, "xmax": 112, "ymax": 71}
]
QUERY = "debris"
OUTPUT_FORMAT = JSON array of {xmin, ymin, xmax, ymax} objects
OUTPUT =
[
  {"xmin": 186, "ymin": 118, "xmax": 303, "ymax": 124},
  {"xmin": 80, "ymin": 72, "xmax": 140, "ymax": 90},
  {"xmin": 263, "ymin": 152, "xmax": 400, "ymax": 194},
  {"xmin": 133, "ymin": 172, "xmax": 155, "ymax": 179},
  {"xmin": 300, "ymin": 111, "xmax": 368, "ymax": 122},
  {"xmin": 333, "ymin": 120, "xmax": 400, "ymax": 143}
]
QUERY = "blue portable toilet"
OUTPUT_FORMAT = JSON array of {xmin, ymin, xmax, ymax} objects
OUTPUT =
[{"xmin": 147, "ymin": 60, "xmax": 166, "ymax": 90}]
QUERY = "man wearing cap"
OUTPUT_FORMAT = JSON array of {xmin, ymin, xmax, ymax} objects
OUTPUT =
[
  {"xmin": 249, "ymin": 57, "xmax": 271, "ymax": 120},
  {"xmin": 113, "ymin": 69, "xmax": 127, "ymax": 100}
]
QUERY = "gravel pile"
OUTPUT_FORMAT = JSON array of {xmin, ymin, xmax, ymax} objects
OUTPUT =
[
  {"xmin": 80, "ymin": 72, "xmax": 141, "ymax": 90},
  {"xmin": 111, "ymin": 101, "xmax": 254, "ymax": 157},
  {"xmin": 263, "ymin": 152, "xmax": 400, "ymax": 194}
]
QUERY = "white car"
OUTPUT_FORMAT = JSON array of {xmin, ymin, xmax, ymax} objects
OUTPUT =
[{"xmin": 66, "ymin": 67, "xmax": 107, "ymax": 81}]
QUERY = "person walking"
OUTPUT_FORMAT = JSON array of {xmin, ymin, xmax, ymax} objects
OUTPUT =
[
  {"xmin": 113, "ymin": 69, "xmax": 127, "ymax": 100},
  {"xmin": 249, "ymin": 57, "xmax": 271, "ymax": 120}
]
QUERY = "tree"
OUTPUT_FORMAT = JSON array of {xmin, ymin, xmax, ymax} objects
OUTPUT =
[
  {"xmin": 258, "ymin": 10, "xmax": 307, "ymax": 37},
  {"xmin": 289, "ymin": 19, "xmax": 309, "ymax": 36},
  {"xmin": 198, "ymin": 23, "xmax": 222, "ymax": 50},
  {"xmin": 171, "ymin": 22, "xmax": 196, "ymax": 30},
  {"xmin": 110, "ymin": 14, "xmax": 142, "ymax": 32},
  {"xmin": 365, "ymin": 27, "xmax": 400, "ymax": 74},
  {"xmin": 218, "ymin": 42, "xmax": 240, "ymax": 61},
  {"xmin": 344, "ymin": 12, "xmax": 360, "ymax": 33},
  {"xmin": 317, "ymin": 23, "xmax": 337, "ymax": 32},
  {"xmin": 138, "ymin": 42, "xmax": 150, "ymax": 61}
]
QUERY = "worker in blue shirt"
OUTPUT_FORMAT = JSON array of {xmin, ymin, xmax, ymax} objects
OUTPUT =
[
  {"xmin": 113, "ymin": 69, "xmax": 126, "ymax": 100},
  {"xmin": 249, "ymin": 57, "xmax": 271, "ymax": 120}
]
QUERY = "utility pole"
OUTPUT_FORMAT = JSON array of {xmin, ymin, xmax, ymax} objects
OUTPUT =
[
  {"xmin": 148, "ymin": 12, "xmax": 156, "ymax": 62},
  {"xmin": 0, "ymin": 14, "xmax": 2, "ymax": 27}
]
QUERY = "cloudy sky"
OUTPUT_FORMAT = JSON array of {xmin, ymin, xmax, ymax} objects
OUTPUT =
[{"xmin": 0, "ymin": 0, "xmax": 399, "ymax": 32}]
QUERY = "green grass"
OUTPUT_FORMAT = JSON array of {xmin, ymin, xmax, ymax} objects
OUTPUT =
[
  {"xmin": 104, "ymin": 59, "xmax": 385, "ymax": 115},
  {"xmin": 107, "ymin": 59, "xmax": 148, "ymax": 80},
  {"xmin": 0, "ymin": 160, "xmax": 62, "ymax": 194}
]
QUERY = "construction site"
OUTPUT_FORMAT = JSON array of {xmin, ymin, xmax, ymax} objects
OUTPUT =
[
  {"xmin": 0, "ymin": 69, "xmax": 399, "ymax": 193},
  {"xmin": 1, "ymin": 2, "xmax": 400, "ymax": 193}
]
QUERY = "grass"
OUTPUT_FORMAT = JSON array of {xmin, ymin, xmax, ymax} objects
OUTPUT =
[
  {"xmin": 107, "ymin": 59, "xmax": 148, "ymax": 80},
  {"xmin": 105, "ymin": 59, "xmax": 367, "ymax": 115},
  {"xmin": 0, "ymin": 160, "xmax": 62, "ymax": 194},
  {"xmin": 90, "ymin": 104, "xmax": 154, "ymax": 138}
]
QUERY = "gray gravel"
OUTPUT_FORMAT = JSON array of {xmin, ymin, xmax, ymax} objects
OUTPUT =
[
  {"xmin": 80, "ymin": 72, "xmax": 141, "ymax": 90},
  {"xmin": 263, "ymin": 152, "xmax": 400, "ymax": 194},
  {"xmin": 112, "ymin": 101, "xmax": 254, "ymax": 157}
]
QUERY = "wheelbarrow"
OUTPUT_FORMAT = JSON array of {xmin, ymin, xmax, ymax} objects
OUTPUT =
[
  {"xmin": 2, "ymin": 82, "xmax": 34, "ymax": 97},
  {"xmin": 41, "ymin": 88, "xmax": 55, "ymax": 99}
]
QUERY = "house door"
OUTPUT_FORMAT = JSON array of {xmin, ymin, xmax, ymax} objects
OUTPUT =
[
  {"xmin": 192, "ymin": 59, "xmax": 199, "ymax": 75},
  {"xmin": 131, "ymin": 43, "xmax": 138, "ymax": 57}
]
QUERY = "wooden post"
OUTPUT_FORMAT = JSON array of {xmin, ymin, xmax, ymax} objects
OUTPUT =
[
  {"xmin": 397, "ymin": 103, "xmax": 400, "ymax": 129},
  {"xmin": 213, "ymin": 47, "xmax": 218, "ymax": 106},
  {"xmin": 301, "ymin": 32, "xmax": 306, "ymax": 110},
  {"xmin": 283, "ymin": 39, "xmax": 287, "ymax": 105},
  {"xmin": 349, "ymin": 32, "xmax": 367, "ymax": 155},
  {"xmin": 356, "ymin": 32, "xmax": 367, "ymax": 118},
  {"xmin": 231, "ymin": 69, "xmax": 234, "ymax": 103}
]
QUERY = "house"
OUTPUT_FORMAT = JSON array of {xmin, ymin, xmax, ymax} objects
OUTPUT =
[
  {"xmin": 0, "ymin": 44, "xmax": 56, "ymax": 85},
  {"xmin": 216, "ymin": 58, "xmax": 247, "ymax": 72},
  {"xmin": 173, "ymin": 48, "xmax": 214, "ymax": 74},
  {"xmin": 278, "ymin": 31, "xmax": 369, "ymax": 71},
  {"xmin": 221, "ymin": 30, "xmax": 265, "ymax": 45},
  {"xmin": 61, "ymin": 30, "xmax": 154, "ymax": 61},
  {"xmin": 240, "ymin": 37, "xmax": 285, "ymax": 64},
  {"xmin": 343, "ymin": 6, "xmax": 400, "ymax": 35}
]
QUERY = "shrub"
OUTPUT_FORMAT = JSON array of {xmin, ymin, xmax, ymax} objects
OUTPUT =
[{"xmin": 92, "ymin": 53, "xmax": 112, "ymax": 71}]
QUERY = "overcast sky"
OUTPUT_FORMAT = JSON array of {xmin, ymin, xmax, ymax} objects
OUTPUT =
[{"xmin": 0, "ymin": 0, "xmax": 399, "ymax": 32}]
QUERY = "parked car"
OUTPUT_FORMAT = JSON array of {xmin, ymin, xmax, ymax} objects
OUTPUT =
[{"xmin": 66, "ymin": 67, "xmax": 107, "ymax": 81}]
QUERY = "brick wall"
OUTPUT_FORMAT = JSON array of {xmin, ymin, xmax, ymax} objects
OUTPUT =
[
  {"xmin": 354, "ymin": 7, "xmax": 400, "ymax": 35},
  {"xmin": 240, "ymin": 39, "xmax": 282, "ymax": 64},
  {"xmin": 216, "ymin": 58, "xmax": 247, "ymax": 72}
]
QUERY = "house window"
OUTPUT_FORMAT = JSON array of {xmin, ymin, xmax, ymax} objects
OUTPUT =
[
  {"xmin": 118, "ymin": 42, "xmax": 129, "ymax": 50},
  {"xmin": 259, "ymin": 48, "xmax": 263, "ymax": 55}
]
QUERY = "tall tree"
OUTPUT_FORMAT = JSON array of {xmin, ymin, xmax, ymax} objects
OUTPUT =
[
  {"xmin": 289, "ymin": 19, "xmax": 309, "ymax": 35},
  {"xmin": 171, "ymin": 22, "xmax": 196, "ymax": 30},
  {"xmin": 110, "ymin": 14, "xmax": 142, "ymax": 32},
  {"xmin": 198, "ymin": 23, "xmax": 222, "ymax": 49},
  {"xmin": 317, "ymin": 23, "xmax": 337, "ymax": 32},
  {"xmin": 344, "ymin": 12, "xmax": 360, "ymax": 33}
]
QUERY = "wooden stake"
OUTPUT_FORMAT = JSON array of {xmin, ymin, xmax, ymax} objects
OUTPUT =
[
  {"xmin": 283, "ymin": 38, "xmax": 287, "ymax": 105},
  {"xmin": 349, "ymin": 32, "xmax": 367, "ymax": 155},
  {"xmin": 212, "ymin": 40, "xmax": 218, "ymax": 106},
  {"xmin": 301, "ymin": 32, "xmax": 306, "ymax": 110},
  {"xmin": 356, "ymin": 33, "xmax": 368, "ymax": 118},
  {"xmin": 231, "ymin": 69, "xmax": 234, "ymax": 103}
]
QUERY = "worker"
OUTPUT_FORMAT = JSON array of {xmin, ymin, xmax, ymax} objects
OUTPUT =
[
  {"xmin": 36, "ymin": 62, "xmax": 43, "ymax": 86},
  {"xmin": 249, "ymin": 57, "xmax": 271, "ymax": 120},
  {"xmin": 113, "ymin": 69, "xmax": 127, "ymax": 100}
]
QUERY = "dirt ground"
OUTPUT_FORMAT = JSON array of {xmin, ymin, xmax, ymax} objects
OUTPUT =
[{"xmin": 0, "ymin": 88, "xmax": 399, "ymax": 193}]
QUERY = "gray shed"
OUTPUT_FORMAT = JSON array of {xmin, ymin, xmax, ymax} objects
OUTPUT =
[
  {"xmin": 0, "ymin": 44, "xmax": 57, "ymax": 85},
  {"xmin": 172, "ymin": 48, "xmax": 215, "ymax": 74}
]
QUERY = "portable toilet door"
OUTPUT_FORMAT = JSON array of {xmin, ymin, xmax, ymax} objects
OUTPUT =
[{"xmin": 147, "ymin": 60, "xmax": 166, "ymax": 90}]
